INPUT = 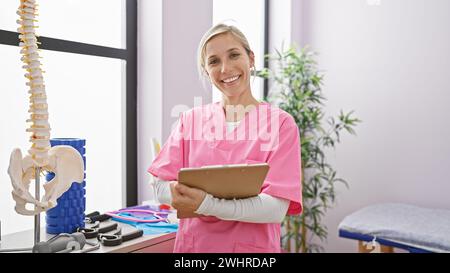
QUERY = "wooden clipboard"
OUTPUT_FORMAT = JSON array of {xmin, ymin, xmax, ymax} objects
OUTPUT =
[{"xmin": 176, "ymin": 163, "xmax": 269, "ymax": 219}]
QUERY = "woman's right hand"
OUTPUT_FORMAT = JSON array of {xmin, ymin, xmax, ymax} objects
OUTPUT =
[{"xmin": 169, "ymin": 181, "xmax": 206, "ymax": 212}]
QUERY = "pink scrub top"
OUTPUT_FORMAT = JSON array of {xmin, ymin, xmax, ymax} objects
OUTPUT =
[{"xmin": 148, "ymin": 102, "xmax": 302, "ymax": 253}]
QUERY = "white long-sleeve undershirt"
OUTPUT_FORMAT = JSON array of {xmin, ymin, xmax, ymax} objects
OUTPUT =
[{"xmin": 152, "ymin": 177, "xmax": 289, "ymax": 224}]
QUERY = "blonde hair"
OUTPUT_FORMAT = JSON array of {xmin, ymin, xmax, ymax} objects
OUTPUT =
[{"xmin": 197, "ymin": 23, "xmax": 254, "ymax": 84}]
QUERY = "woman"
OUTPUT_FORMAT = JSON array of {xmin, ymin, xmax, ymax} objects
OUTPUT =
[{"xmin": 148, "ymin": 23, "xmax": 302, "ymax": 253}]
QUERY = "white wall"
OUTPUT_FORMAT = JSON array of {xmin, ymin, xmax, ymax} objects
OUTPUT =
[
  {"xmin": 137, "ymin": 0, "xmax": 163, "ymax": 204},
  {"xmin": 269, "ymin": 0, "xmax": 291, "ymax": 56},
  {"xmin": 162, "ymin": 0, "xmax": 213, "ymax": 142},
  {"xmin": 137, "ymin": 0, "xmax": 212, "ymax": 204},
  {"xmin": 297, "ymin": 0, "xmax": 450, "ymax": 252},
  {"xmin": 268, "ymin": 0, "xmax": 304, "ymax": 93}
]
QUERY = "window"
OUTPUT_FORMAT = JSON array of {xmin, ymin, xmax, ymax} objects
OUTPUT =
[
  {"xmin": 0, "ymin": 0, "xmax": 137, "ymax": 235},
  {"xmin": 212, "ymin": 0, "xmax": 269, "ymax": 102},
  {"xmin": 0, "ymin": 0, "xmax": 124, "ymax": 48}
]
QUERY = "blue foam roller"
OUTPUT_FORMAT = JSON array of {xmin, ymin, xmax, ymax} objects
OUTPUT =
[
  {"xmin": 45, "ymin": 138, "xmax": 86, "ymax": 234},
  {"xmin": 46, "ymin": 206, "xmax": 84, "ymax": 217},
  {"xmin": 46, "ymin": 215, "xmax": 84, "ymax": 226}
]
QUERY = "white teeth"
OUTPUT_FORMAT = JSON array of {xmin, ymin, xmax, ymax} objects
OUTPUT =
[{"xmin": 223, "ymin": 75, "xmax": 240, "ymax": 83}]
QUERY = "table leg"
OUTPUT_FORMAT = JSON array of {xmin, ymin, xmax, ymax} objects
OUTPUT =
[{"xmin": 358, "ymin": 240, "xmax": 394, "ymax": 253}]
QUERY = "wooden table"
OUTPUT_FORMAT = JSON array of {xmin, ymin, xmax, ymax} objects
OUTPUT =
[{"xmin": 0, "ymin": 220, "xmax": 176, "ymax": 253}]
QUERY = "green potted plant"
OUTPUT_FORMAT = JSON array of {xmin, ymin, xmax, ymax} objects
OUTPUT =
[{"xmin": 258, "ymin": 45, "xmax": 361, "ymax": 253}]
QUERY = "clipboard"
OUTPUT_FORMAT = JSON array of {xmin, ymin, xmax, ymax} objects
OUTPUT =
[{"xmin": 176, "ymin": 163, "xmax": 270, "ymax": 218}]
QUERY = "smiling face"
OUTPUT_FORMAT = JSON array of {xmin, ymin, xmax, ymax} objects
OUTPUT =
[{"xmin": 204, "ymin": 33, "xmax": 255, "ymax": 98}]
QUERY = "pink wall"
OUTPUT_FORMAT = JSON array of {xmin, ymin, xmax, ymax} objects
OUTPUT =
[
  {"xmin": 162, "ymin": 0, "xmax": 213, "ymax": 141},
  {"xmin": 298, "ymin": 0, "xmax": 450, "ymax": 252}
]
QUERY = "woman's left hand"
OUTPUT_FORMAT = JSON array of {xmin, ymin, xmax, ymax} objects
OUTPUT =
[{"xmin": 170, "ymin": 181, "xmax": 206, "ymax": 212}]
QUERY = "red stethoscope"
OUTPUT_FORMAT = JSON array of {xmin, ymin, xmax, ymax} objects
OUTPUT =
[{"xmin": 105, "ymin": 209, "xmax": 171, "ymax": 223}]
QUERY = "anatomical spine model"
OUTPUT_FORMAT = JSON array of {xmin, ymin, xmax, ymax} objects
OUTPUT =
[{"xmin": 8, "ymin": 0, "xmax": 84, "ymax": 216}]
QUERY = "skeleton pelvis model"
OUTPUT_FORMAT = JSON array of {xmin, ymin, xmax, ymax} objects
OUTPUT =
[
  {"xmin": 8, "ymin": 0, "xmax": 84, "ymax": 216},
  {"xmin": 8, "ymin": 146, "xmax": 84, "ymax": 216}
]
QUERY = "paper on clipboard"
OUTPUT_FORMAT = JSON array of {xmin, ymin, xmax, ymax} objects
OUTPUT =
[{"xmin": 176, "ymin": 163, "xmax": 269, "ymax": 219}]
